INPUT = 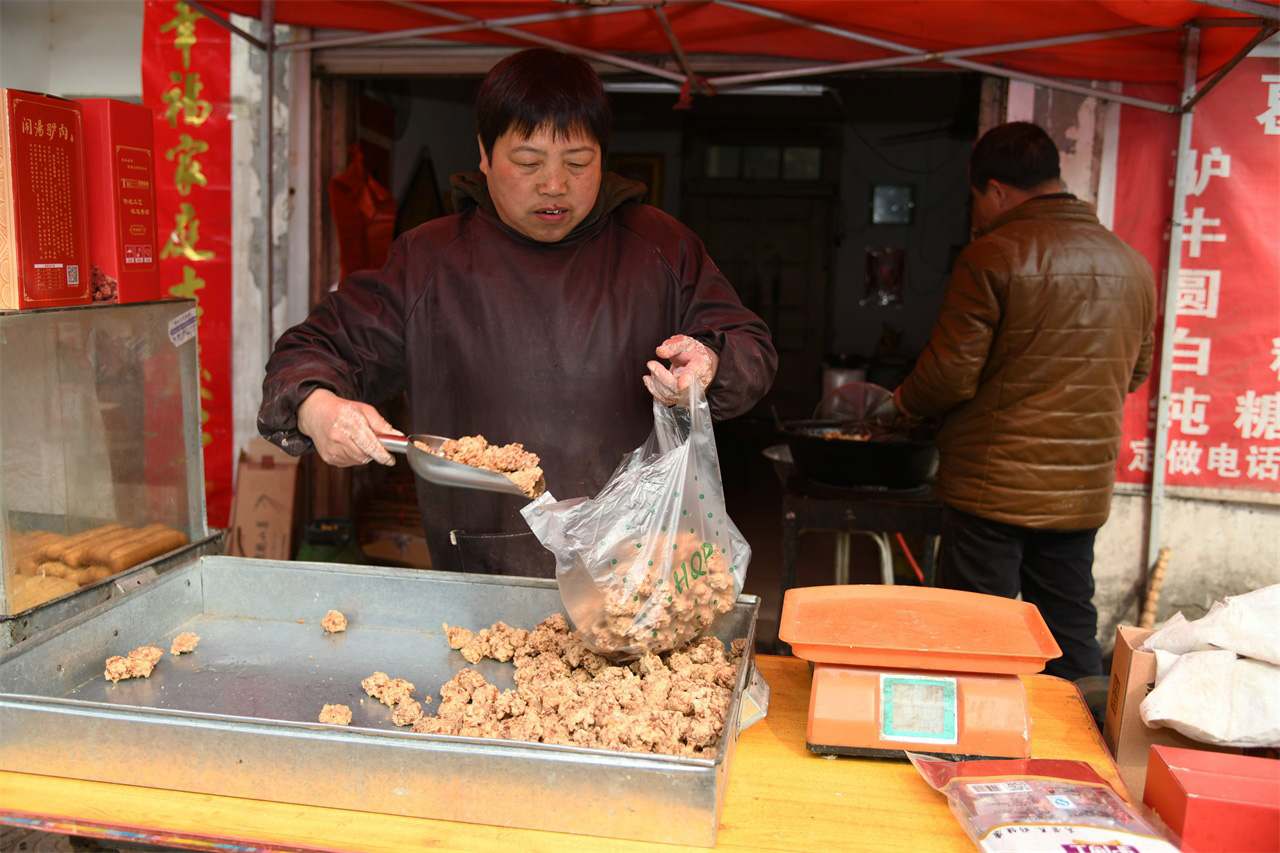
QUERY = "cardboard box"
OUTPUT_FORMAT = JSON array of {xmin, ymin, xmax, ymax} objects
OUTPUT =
[
  {"xmin": 1143, "ymin": 745, "xmax": 1280, "ymax": 852},
  {"xmin": 1102, "ymin": 624, "xmax": 1239, "ymax": 799},
  {"xmin": 224, "ymin": 439, "xmax": 302, "ymax": 561},
  {"xmin": 75, "ymin": 98, "xmax": 161, "ymax": 303},
  {"xmin": 0, "ymin": 89, "xmax": 92, "ymax": 310}
]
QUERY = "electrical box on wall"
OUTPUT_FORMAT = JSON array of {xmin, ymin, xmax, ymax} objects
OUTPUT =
[{"xmin": 870, "ymin": 183, "xmax": 914, "ymax": 225}]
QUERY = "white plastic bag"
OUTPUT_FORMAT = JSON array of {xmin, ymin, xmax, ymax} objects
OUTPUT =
[{"xmin": 522, "ymin": 384, "xmax": 749, "ymax": 659}]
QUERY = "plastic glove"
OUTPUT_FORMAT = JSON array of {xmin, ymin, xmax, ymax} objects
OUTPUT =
[
  {"xmin": 297, "ymin": 388, "xmax": 401, "ymax": 467},
  {"xmin": 643, "ymin": 335, "xmax": 720, "ymax": 407},
  {"xmin": 868, "ymin": 393, "xmax": 899, "ymax": 423}
]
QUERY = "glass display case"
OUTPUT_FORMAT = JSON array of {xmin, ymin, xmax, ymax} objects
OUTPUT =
[{"xmin": 0, "ymin": 299, "xmax": 208, "ymax": 615}]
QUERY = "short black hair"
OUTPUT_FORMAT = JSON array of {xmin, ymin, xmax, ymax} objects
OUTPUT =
[
  {"xmin": 475, "ymin": 48, "xmax": 612, "ymax": 161},
  {"xmin": 969, "ymin": 122, "xmax": 1061, "ymax": 192}
]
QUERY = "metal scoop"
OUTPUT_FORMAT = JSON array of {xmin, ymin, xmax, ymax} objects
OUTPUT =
[{"xmin": 377, "ymin": 434, "xmax": 544, "ymax": 499}]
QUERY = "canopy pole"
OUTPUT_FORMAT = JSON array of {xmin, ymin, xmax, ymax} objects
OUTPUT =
[
  {"xmin": 1143, "ymin": 25, "xmax": 1200, "ymax": 619},
  {"xmin": 1181, "ymin": 24, "xmax": 1278, "ymax": 111},
  {"xmin": 276, "ymin": 5, "xmax": 641, "ymax": 53},
  {"xmin": 186, "ymin": 0, "xmax": 266, "ymax": 50},
  {"xmin": 263, "ymin": 0, "xmax": 276, "ymax": 372}
]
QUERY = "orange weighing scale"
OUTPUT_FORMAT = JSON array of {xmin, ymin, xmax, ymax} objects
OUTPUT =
[{"xmin": 778, "ymin": 585, "xmax": 1062, "ymax": 760}]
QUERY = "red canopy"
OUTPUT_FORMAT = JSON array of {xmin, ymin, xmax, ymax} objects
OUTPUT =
[{"xmin": 201, "ymin": 0, "xmax": 1276, "ymax": 96}]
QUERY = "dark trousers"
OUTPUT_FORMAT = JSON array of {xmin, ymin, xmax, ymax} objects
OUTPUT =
[{"xmin": 938, "ymin": 506, "xmax": 1103, "ymax": 681}]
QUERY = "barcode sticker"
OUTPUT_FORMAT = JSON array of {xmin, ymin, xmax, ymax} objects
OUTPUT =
[{"xmin": 967, "ymin": 781, "xmax": 1033, "ymax": 794}]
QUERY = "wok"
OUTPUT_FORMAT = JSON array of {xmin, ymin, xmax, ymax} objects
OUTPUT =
[{"xmin": 778, "ymin": 418, "xmax": 938, "ymax": 490}]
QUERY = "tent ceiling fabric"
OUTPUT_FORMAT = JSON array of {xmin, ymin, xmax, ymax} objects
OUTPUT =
[{"xmin": 202, "ymin": 0, "xmax": 1275, "ymax": 91}]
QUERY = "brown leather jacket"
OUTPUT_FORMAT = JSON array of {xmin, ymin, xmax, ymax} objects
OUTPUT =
[{"xmin": 896, "ymin": 196, "xmax": 1155, "ymax": 529}]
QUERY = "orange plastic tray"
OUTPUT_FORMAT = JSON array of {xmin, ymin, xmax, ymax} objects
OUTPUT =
[{"xmin": 778, "ymin": 585, "xmax": 1061, "ymax": 674}]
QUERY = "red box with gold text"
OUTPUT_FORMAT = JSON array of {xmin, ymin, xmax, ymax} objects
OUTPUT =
[
  {"xmin": 75, "ymin": 98, "xmax": 161, "ymax": 303},
  {"xmin": 0, "ymin": 89, "xmax": 92, "ymax": 310}
]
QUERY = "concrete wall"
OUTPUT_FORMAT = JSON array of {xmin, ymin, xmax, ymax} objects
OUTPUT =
[
  {"xmin": 0, "ymin": 0, "xmax": 142, "ymax": 97},
  {"xmin": 1097, "ymin": 491, "xmax": 1280, "ymax": 646}
]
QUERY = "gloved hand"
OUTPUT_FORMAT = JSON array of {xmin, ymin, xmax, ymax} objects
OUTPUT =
[
  {"xmin": 297, "ymin": 388, "xmax": 401, "ymax": 467},
  {"xmin": 643, "ymin": 334, "xmax": 719, "ymax": 407}
]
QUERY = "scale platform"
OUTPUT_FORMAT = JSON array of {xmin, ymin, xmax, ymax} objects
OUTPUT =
[{"xmin": 778, "ymin": 585, "xmax": 1062, "ymax": 760}]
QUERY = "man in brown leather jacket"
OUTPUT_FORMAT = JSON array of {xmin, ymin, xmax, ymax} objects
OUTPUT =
[
  {"xmin": 893, "ymin": 122, "xmax": 1156, "ymax": 681},
  {"xmin": 258, "ymin": 49, "xmax": 777, "ymax": 577}
]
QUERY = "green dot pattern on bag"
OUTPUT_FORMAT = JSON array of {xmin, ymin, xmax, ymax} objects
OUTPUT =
[
  {"xmin": 650, "ymin": 562, "xmax": 656, "ymax": 568},
  {"xmin": 707, "ymin": 513, "xmax": 713, "ymax": 518},
  {"xmin": 699, "ymin": 494, "xmax": 704, "ymax": 500},
  {"xmin": 689, "ymin": 527, "xmax": 695, "ymax": 534},
  {"xmin": 713, "ymin": 600, "xmax": 718, "ymax": 607},
  {"xmin": 652, "ymin": 631, "xmax": 658, "ymax": 638},
  {"xmin": 636, "ymin": 542, "xmax": 642, "ymax": 549},
  {"xmin": 611, "ymin": 559, "xmax": 617, "ymax": 565},
  {"xmin": 682, "ymin": 509, "xmax": 687, "ymax": 516},
  {"xmin": 633, "ymin": 595, "xmax": 639, "ymax": 601},
  {"xmin": 661, "ymin": 525, "xmax": 667, "ymax": 532}
]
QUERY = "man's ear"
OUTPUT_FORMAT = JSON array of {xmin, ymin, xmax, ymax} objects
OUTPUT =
[
  {"xmin": 477, "ymin": 134, "xmax": 489, "ymax": 174},
  {"xmin": 987, "ymin": 179, "xmax": 1009, "ymax": 207}
]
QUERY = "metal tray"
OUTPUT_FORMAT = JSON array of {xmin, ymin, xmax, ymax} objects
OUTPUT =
[{"xmin": 0, "ymin": 555, "xmax": 763, "ymax": 847}]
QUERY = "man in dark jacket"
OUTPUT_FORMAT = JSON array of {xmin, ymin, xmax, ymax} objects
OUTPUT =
[
  {"xmin": 893, "ymin": 122, "xmax": 1155, "ymax": 680},
  {"xmin": 258, "ymin": 49, "xmax": 777, "ymax": 578}
]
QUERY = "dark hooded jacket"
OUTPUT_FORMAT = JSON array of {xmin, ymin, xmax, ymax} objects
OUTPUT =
[
  {"xmin": 896, "ymin": 195, "xmax": 1155, "ymax": 530},
  {"xmin": 259, "ymin": 172, "xmax": 777, "ymax": 576}
]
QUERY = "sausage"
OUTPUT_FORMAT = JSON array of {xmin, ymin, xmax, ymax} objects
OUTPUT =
[
  {"xmin": 104, "ymin": 527, "xmax": 191, "ymax": 573},
  {"xmin": 61, "ymin": 524, "xmax": 145, "ymax": 568},
  {"xmin": 91, "ymin": 522, "xmax": 167, "ymax": 568},
  {"xmin": 12, "ymin": 532, "xmax": 61, "ymax": 574},
  {"xmin": 42, "ymin": 525, "xmax": 126, "ymax": 563}
]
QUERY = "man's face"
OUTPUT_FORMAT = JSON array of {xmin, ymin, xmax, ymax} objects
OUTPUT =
[{"xmin": 479, "ymin": 123, "xmax": 602, "ymax": 243}]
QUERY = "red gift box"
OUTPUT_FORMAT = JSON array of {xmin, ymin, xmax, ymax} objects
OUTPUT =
[
  {"xmin": 1143, "ymin": 744, "xmax": 1280, "ymax": 852},
  {"xmin": 75, "ymin": 98, "xmax": 161, "ymax": 304},
  {"xmin": 0, "ymin": 89, "xmax": 93, "ymax": 310}
]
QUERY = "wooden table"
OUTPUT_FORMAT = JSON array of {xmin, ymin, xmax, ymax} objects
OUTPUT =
[{"xmin": 0, "ymin": 655, "xmax": 1125, "ymax": 853}]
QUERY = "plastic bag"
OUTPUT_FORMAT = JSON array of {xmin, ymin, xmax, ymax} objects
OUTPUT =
[
  {"xmin": 522, "ymin": 384, "xmax": 749, "ymax": 659},
  {"xmin": 908, "ymin": 753, "xmax": 1180, "ymax": 853}
]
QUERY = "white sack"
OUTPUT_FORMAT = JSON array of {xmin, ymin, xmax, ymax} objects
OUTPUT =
[
  {"xmin": 1195, "ymin": 585, "xmax": 1280, "ymax": 665},
  {"xmin": 1141, "ymin": 584, "xmax": 1280, "ymax": 665},
  {"xmin": 1140, "ymin": 649, "xmax": 1280, "ymax": 748},
  {"xmin": 1141, "ymin": 611, "xmax": 1216, "ymax": 656}
]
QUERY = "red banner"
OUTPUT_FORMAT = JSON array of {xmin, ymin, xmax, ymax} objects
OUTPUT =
[
  {"xmin": 142, "ymin": 0, "xmax": 234, "ymax": 525},
  {"xmin": 1114, "ymin": 57, "xmax": 1280, "ymax": 493}
]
